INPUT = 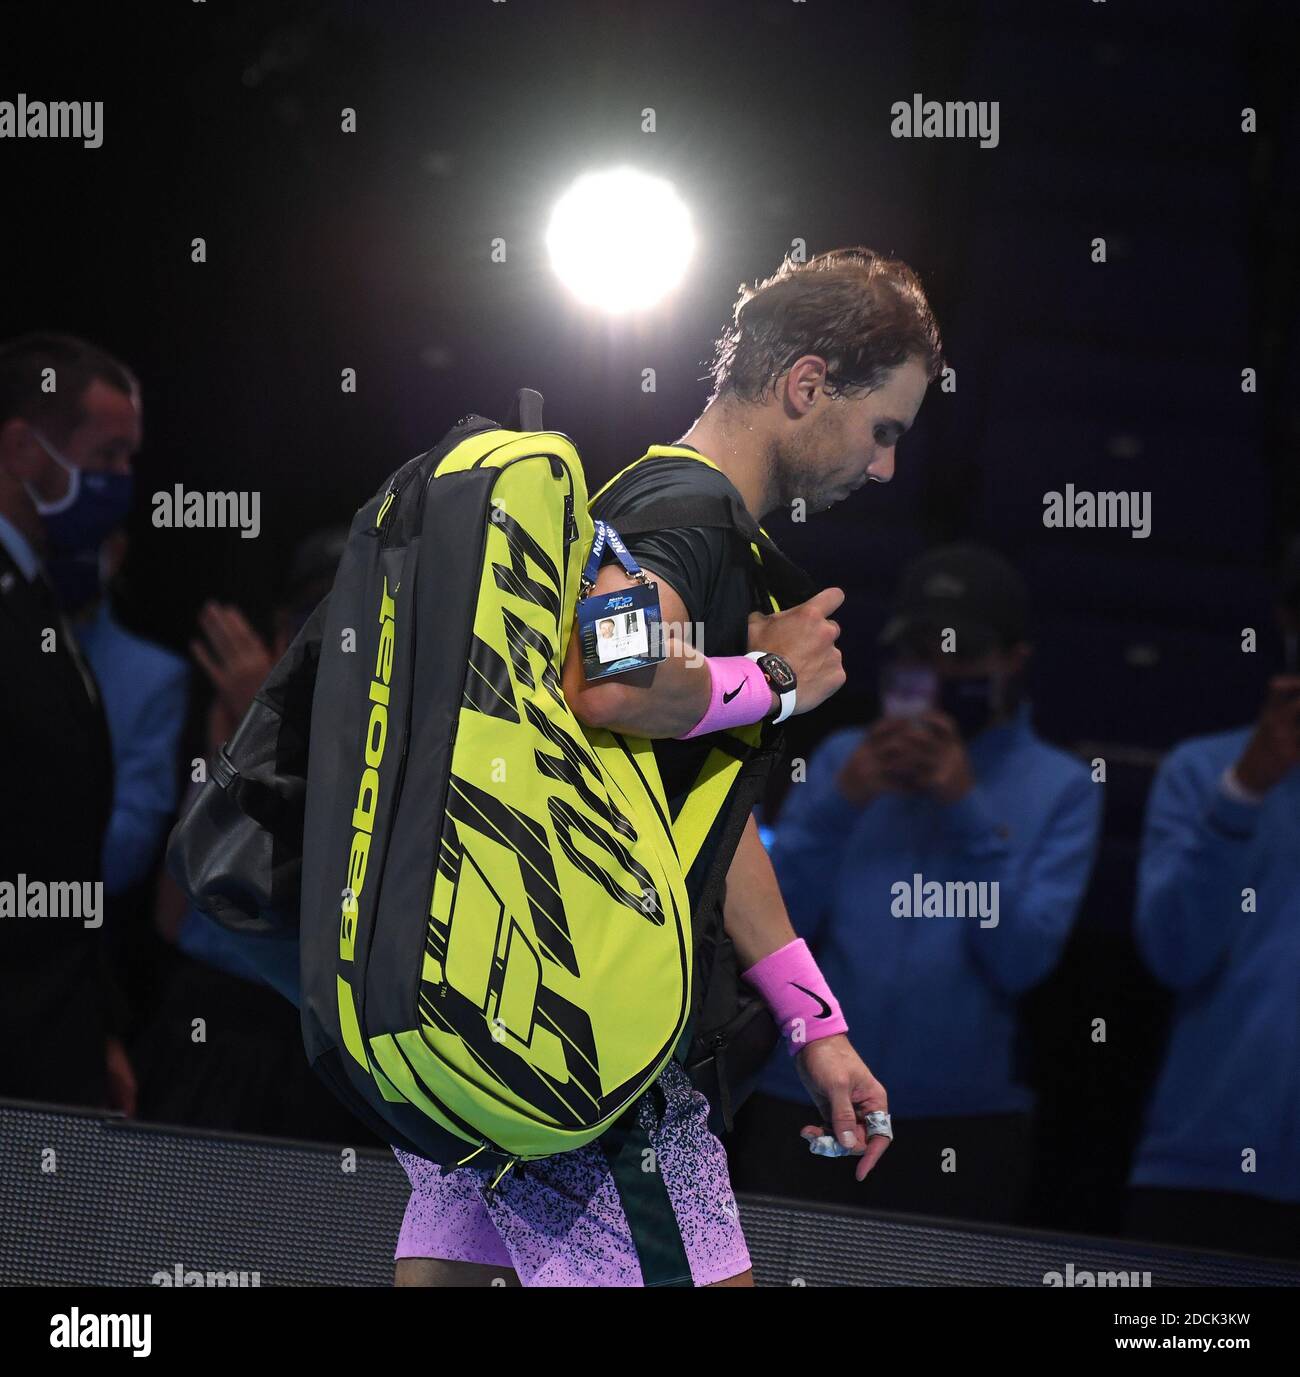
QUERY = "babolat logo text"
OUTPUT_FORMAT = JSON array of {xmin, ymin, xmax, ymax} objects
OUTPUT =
[
  {"xmin": 1043, "ymin": 486, "xmax": 1152, "ymax": 539},
  {"xmin": 340, "ymin": 577, "xmax": 396, "ymax": 961},
  {"xmin": 890, "ymin": 93, "xmax": 999, "ymax": 148},
  {"xmin": 152, "ymin": 485, "xmax": 261, "ymax": 539},
  {"xmin": 0, "ymin": 94, "xmax": 103, "ymax": 148},
  {"xmin": 890, "ymin": 872, "xmax": 1000, "ymax": 928},
  {"xmin": 49, "ymin": 1309, "xmax": 150, "ymax": 1356},
  {"xmin": 151, "ymin": 1261, "xmax": 261, "ymax": 1286},
  {"xmin": 0, "ymin": 876, "xmax": 102, "ymax": 928}
]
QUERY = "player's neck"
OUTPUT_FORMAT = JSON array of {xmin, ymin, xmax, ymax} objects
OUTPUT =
[{"xmin": 675, "ymin": 399, "xmax": 777, "ymax": 521}]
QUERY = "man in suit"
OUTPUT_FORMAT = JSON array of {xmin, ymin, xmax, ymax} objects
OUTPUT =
[{"xmin": 0, "ymin": 332, "xmax": 142, "ymax": 1109}]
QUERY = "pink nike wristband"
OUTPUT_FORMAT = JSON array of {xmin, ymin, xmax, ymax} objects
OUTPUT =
[
  {"xmin": 674, "ymin": 654, "xmax": 772, "ymax": 740},
  {"xmin": 742, "ymin": 938, "xmax": 849, "ymax": 1055}
]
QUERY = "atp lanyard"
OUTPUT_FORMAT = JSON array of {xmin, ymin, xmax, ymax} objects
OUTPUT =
[{"xmin": 580, "ymin": 520, "xmax": 650, "ymax": 596}]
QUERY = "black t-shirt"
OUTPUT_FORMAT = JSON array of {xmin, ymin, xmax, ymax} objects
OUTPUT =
[{"xmin": 588, "ymin": 450, "xmax": 761, "ymax": 819}]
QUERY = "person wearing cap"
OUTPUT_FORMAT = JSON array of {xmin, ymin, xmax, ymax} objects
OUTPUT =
[
  {"xmin": 730, "ymin": 543, "xmax": 1102, "ymax": 1223},
  {"xmin": 1123, "ymin": 537, "xmax": 1300, "ymax": 1259}
]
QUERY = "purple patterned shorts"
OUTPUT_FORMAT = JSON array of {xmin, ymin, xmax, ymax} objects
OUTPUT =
[{"xmin": 393, "ymin": 1058, "xmax": 751, "ymax": 1286}]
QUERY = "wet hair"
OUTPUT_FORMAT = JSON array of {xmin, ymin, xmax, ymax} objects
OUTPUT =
[{"xmin": 710, "ymin": 247, "xmax": 942, "ymax": 404}]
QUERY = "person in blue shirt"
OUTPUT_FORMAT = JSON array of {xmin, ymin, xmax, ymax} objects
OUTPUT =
[
  {"xmin": 57, "ymin": 531, "xmax": 190, "ymax": 900},
  {"xmin": 1124, "ymin": 538, "xmax": 1300, "ymax": 1260},
  {"xmin": 730, "ymin": 544, "xmax": 1102, "ymax": 1224},
  {"xmin": 52, "ymin": 528, "xmax": 191, "ymax": 1087}
]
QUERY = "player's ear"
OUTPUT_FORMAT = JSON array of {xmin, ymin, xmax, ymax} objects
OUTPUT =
[{"xmin": 783, "ymin": 355, "xmax": 829, "ymax": 415}]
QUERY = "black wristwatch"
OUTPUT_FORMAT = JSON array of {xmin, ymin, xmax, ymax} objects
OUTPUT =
[{"xmin": 746, "ymin": 651, "xmax": 797, "ymax": 723}]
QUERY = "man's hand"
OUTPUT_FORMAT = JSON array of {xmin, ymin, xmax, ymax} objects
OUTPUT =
[
  {"xmin": 1234, "ymin": 675, "xmax": 1300, "ymax": 795},
  {"xmin": 837, "ymin": 711, "xmax": 973, "ymax": 805},
  {"xmin": 901, "ymin": 709, "xmax": 975, "ymax": 804},
  {"xmin": 793, "ymin": 1034, "xmax": 890, "ymax": 1183},
  {"xmin": 190, "ymin": 601, "xmax": 274, "ymax": 747},
  {"xmin": 837, "ymin": 716, "xmax": 926, "ymax": 803},
  {"xmin": 747, "ymin": 587, "xmax": 847, "ymax": 716}
]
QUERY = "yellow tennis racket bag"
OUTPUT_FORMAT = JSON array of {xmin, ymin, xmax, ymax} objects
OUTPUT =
[{"xmin": 295, "ymin": 392, "xmax": 700, "ymax": 1178}]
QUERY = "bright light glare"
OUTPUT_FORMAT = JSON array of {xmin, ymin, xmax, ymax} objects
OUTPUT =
[{"xmin": 546, "ymin": 167, "xmax": 695, "ymax": 313}]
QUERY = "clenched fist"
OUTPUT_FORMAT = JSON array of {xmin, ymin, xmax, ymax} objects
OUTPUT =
[{"xmin": 747, "ymin": 587, "xmax": 847, "ymax": 716}]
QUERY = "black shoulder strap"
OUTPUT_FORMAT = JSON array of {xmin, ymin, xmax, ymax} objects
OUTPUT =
[
  {"xmin": 610, "ymin": 495, "xmax": 818, "ymax": 613},
  {"xmin": 607, "ymin": 495, "xmax": 733, "ymax": 535}
]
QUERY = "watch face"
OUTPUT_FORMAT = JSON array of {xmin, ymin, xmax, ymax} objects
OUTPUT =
[{"xmin": 764, "ymin": 655, "xmax": 796, "ymax": 691}]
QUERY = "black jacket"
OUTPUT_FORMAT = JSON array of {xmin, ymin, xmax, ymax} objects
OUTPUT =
[{"xmin": 0, "ymin": 537, "xmax": 116, "ymax": 1104}]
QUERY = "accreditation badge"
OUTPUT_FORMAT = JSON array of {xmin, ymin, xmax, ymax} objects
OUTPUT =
[
  {"xmin": 578, "ymin": 579, "xmax": 665, "ymax": 681},
  {"xmin": 577, "ymin": 519, "xmax": 667, "ymax": 682}
]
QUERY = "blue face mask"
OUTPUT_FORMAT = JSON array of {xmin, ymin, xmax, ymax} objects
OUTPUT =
[{"xmin": 27, "ymin": 429, "xmax": 134, "ymax": 557}]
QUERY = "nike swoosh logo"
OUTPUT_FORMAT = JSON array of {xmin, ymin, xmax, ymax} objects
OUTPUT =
[
  {"xmin": 722, "ymin": 683, "xmax": 744, "ymax": 703},
  {"xmin": 791, "ymin": 981, "xmax": 833, "ymax": 1019}
]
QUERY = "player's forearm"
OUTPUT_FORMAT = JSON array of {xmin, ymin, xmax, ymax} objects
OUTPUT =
[
  {"xmin": 564, "ymin": 629, "xmax": 709, "ymax": 735},
  {"xmin": 563, "ymin": 558, "xmax": 782, "ymax": 738},
  {"xmin": 722, "ymin": 813, "xmax": 798, "ymax": 968}
]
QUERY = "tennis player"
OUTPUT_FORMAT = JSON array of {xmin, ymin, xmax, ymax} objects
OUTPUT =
[{"xmin": 395, "ymin": 247, "xmax": 942, "ymax": 1287}]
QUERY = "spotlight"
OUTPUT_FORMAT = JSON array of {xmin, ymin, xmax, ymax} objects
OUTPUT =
[{"xmin": 545, "ymin": 167, "xmax": 695, "ymax": 314}]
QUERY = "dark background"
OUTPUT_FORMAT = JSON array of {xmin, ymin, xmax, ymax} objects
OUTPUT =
[{"xmin": 3, "ymin": 0, "xmax": 1299, "ymax": 1244}]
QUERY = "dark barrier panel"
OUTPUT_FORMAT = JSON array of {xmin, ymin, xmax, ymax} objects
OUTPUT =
[{"xmin": 2, "ymin": 1101, "xmax": 1296, "ymax": 1288}]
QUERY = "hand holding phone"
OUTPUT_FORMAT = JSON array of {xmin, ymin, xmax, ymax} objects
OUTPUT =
[{"xmin": 1235, "ymin": 675, "xmax": 1300, "ymax": 795}]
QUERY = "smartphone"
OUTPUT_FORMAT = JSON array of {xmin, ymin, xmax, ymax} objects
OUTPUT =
[{"xmin": 880, "ymin": 664, "xmax": 938, "ymax": 719}]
